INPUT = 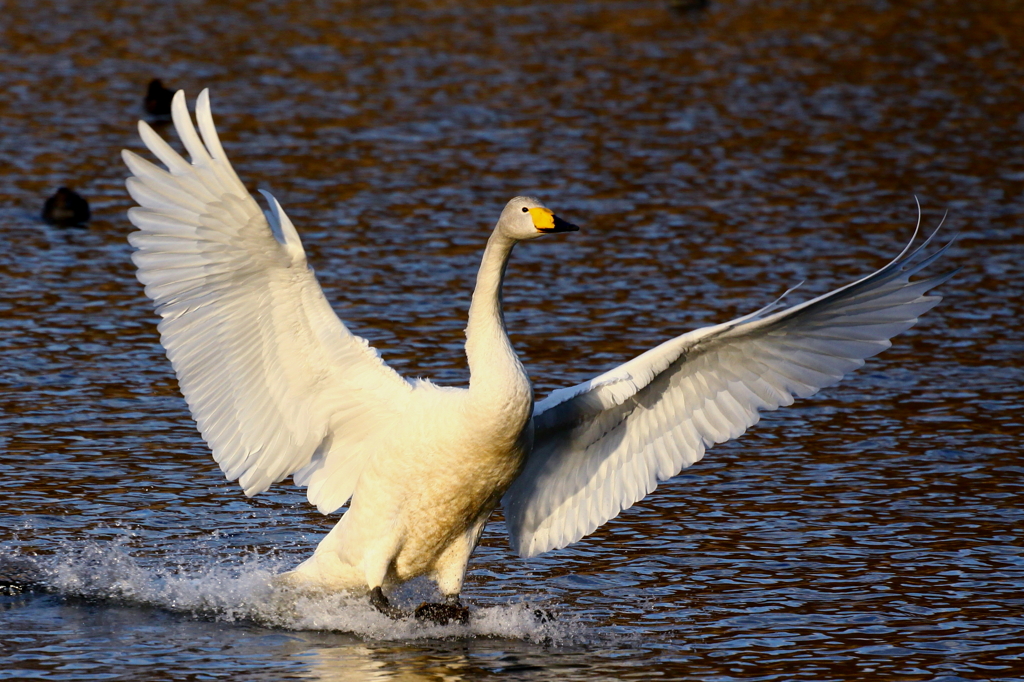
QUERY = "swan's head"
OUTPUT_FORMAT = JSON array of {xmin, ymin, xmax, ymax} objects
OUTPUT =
[{"xmin": 498, "ymin": 196, "xmax": 579, "ymax": 241}]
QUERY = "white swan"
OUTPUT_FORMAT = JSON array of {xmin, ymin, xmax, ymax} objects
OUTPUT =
[{"xmin": 123, "ymin": 90, "xmax": 953, "ymax": 623}]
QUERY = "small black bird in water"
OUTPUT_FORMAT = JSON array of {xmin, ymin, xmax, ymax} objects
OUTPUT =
[
  {"xmin": 670, "ymin": 0, "xmax": 709, "ymax": 11},
  {"xmin": 42, "ymin": 187, "xmax": 91, "ymax": 226},
  {"xmin": 144, "ymin": 79, "xmax": 175, "ymax": 117}
]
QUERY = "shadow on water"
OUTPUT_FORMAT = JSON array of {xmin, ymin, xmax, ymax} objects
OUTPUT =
[{"xmin": 1, "ymin": 0, "xmax": 1023, "ymax": 679}]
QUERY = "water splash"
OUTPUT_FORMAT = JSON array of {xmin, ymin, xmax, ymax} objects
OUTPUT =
[{"xmin": 1, "ymin": 543, "xmax": 580, "ymax": 644}]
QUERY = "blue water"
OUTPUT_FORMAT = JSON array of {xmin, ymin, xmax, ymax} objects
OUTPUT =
[{"xmin": 2, "ymin": 0, "xmax": 1023, "ymax": 679}]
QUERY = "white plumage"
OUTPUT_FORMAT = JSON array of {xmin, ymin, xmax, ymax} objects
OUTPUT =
[
  {"xmin": 503, "ymin": 238, "xmax": 952, "ymax": 557},
  {"xmin": 123, "ymin": 90, "xmax": 954, "ymax": 613}
]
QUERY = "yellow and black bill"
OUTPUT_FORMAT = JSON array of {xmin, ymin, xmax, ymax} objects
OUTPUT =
[{"xmin": 529, "ymin": 207, "xmax": 580, "ymax": 233}]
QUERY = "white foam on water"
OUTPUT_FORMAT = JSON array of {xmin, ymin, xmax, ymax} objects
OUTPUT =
[{"xmin": 3, "ymin": 543, "xmax": 582, "ymax": 644}]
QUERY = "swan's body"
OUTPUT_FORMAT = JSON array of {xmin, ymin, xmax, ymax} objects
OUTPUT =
[
  {"xmin": 288, "ymin": 229, "xmax": 539, "ymax": 595},
  {"xmin": 123, "ymin": 90, "xmax": 953, "ymax": 615}
]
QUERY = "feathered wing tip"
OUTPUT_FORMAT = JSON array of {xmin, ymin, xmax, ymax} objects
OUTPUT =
[
  {"xmin": 753, "ymin": 201, "xmax": 950, "ymax": 321},
  {"xmin": 127, "ymin": 89, "xmax": 242, "ymax": 196},
  {"xmin": 884, "ymin": 197, "xmax": 949, "ymax": 269},
  {"xmin": 869, "ymin": 207, "xmax": 956, "ymax": 281},
  {"xmin": 882, "ymin": 196, "xmax": 926, "ymax": 269},
  {"xmin": 880, "ymin": 218, "xmax": 959, "ymax": 306},
  {"xmin": 693, "ymin": 205, "xmax": 955, "ymax": 344},
  {"xmin": 128, "ymin": 89, "xmax": 297, "ymax": 242},
  {"xmin": 193, "ymin": 90, "xmax": 236, "ymax": 172},
  {"xmin": 758, "ymin": 215, "xmax": 958, "ymax": 331}
]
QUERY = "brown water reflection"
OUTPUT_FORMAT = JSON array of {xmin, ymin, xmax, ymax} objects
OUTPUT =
[{"xmin": 2, "ymin": 0, "xmax": 1023, "ymax": 680}]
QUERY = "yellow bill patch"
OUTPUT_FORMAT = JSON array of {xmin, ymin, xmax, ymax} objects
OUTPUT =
[{"xmin": 528, "ymin": 207, "xmax": 555, "ymax": 230}]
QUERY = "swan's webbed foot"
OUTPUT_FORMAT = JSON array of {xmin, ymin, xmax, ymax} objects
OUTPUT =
[
  {"xmin": 414, "ymin": 594, "xmax": 470, "ymax": 626},
  {"xmin": 533, "ymin": 607, "xmax": 556, "ymax": 624},
  {"xmin": 369, "ymin": 586, "xmax": 405, "ymax": 620}
]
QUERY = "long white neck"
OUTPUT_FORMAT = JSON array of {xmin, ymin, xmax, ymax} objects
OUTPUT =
[{"xmin": 465, "ymin": 228, "xmax": 530, "ymax": 407}]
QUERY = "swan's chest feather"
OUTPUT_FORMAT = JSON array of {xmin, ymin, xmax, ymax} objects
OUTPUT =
[
  {"xmin": 421, "ymin": 385, "xmax": 533, "ymax": 493},
  {"xmin": 359, "ymin": 383, "xmax": 533, "ymax": 510},
  {"xmin": 346, "ymin": 388, "xmax": 531, "ymax": 578}
]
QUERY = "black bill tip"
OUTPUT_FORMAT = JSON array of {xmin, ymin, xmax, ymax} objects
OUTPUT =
[{"xmin": 544, "ymin": 215, "xmax": 579, "ymax": 233}]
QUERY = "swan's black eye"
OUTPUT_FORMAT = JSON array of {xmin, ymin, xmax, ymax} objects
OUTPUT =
[{"xmin": 522, "ymin": 207, "xmax": 529, "ymax": 213}]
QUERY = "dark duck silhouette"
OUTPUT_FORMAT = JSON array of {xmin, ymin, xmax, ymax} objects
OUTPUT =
[
  {"xmin": 144, "ymin": 79, "xmax": 175, "ymax": 117},
  {"xmin": 670, "ymin": 0, "xmax": 709, "ymax": 11},
  {"xmin": 42, "ymin": 187, "xmax": 91, "ymax": 226}
]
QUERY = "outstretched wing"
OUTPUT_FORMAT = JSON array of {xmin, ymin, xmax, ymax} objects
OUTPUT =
[
  {"xmin": 124, "ymin": 89, "xmax": 413, "ymax": 513},
  {"xmin": 503, "ymin": 228, "xmax": 955, "ymax": 557}
]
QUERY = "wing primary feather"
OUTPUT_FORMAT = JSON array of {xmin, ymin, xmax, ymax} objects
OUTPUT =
[
  {"xmin": 170, "ymin": 91, "xmax": 214, "ymax": 167},
  {"xmin": 138, "ymin": 120, "xmax": 193, "ymax": 175},
  {"xmin": 195, "ymin": 89, "xmax": 247, "ymax": 192}
]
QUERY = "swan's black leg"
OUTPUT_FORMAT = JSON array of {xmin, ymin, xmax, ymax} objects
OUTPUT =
[
  {"xmin": 369, "ymin": 586, "xmax": 405, "ymax": 619},
  {"xmin": 414, "ymin": 594, "xmax": 470, "ymax": 625}
]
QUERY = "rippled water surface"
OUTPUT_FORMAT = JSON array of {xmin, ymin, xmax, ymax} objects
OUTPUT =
[{"xmin": 2, "ymin": 0, "xmax": 1023, "ymax": 679}]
